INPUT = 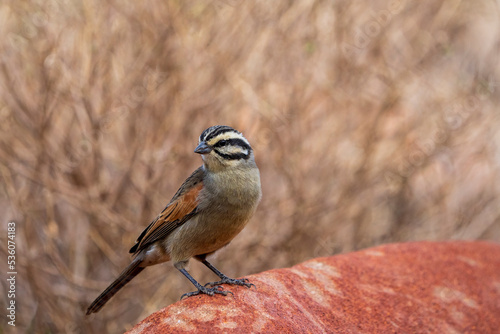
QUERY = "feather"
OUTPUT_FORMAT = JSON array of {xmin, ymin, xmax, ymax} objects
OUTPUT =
[{"xmin": 129, "ymin": 167, "xmax": 204, "ymax": 254}]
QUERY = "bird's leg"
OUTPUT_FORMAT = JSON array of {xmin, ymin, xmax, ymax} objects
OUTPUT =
[
  {"xmin": 198, "ymin": 258, "xmax": 255, "ymax": 289},
  {"xmin": 175, "ymin": 263, "xmax": 231, "ymax": 299}
]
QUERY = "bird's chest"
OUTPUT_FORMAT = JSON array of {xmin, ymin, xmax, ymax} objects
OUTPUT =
[
  {"xmin": 198, "ymin": 176, "xmax": 259, "ymax": 230},
  {"xmin": 202, "ymin": 171, "xmax": 260, "ymax": 208},
  {"xmin": 202, "ymin": 194, "xmax": 254, "ymax": 230}
]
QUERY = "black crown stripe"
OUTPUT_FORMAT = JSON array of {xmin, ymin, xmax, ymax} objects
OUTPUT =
[{"xmin": 201, "ymin": 125, "xmax": 239, "ymax": 142}]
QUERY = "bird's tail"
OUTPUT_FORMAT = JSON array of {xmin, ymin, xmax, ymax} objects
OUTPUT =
[{"xmin": 86, "ymin": 260, "xmax": 145, "ymax": 315}]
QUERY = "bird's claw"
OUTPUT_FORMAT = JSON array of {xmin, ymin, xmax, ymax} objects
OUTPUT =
[
  {"xmin": 204, "ymin": 277, "xmax": 255, "ymax": 289},
  {"xmin": 180, "ymin": 285, "xmax": 230, "ymax": 300}
]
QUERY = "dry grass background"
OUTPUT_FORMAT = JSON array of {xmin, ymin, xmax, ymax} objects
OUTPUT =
[{"xmin": 0, "ymin": 0, "xmax": 499, "ymax": 333}]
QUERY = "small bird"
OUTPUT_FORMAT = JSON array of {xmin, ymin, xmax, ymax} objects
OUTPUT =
[{"xmin": 86, "ymin": 125, "xmax": 262, "ymax": 315}]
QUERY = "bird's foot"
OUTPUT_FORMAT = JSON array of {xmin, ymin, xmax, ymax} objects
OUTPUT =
[
  {"xmin": 180, "ymin": 285, "xmax": 232, "ymax": 300},
  {"xmin": 204, "ymin": 277, "xmax": 255, "ymax": 289}
]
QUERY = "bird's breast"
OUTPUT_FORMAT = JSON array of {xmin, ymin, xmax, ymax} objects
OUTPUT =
[{"xmin": 166, "ymin": 166, "xmax": 261, "ymax": 262}]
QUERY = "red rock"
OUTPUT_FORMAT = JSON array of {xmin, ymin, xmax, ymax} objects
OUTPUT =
[{"xmin": 126, "ymin": 241, "xmax": 500, "ymax": 333}]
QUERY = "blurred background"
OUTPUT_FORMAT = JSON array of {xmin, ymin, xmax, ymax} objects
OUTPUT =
[{"xmin": 0, "ymin": 0, "xmax": 499, "ymax": 333}]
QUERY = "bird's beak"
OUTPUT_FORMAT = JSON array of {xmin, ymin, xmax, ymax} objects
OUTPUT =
[{"xmin": 194, "ymin": 142, "xmax": 212, "ymax": 154}]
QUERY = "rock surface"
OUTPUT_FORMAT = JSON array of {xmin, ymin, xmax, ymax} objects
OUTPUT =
[{"xmin": 126, "ymin": 241, "xmax": 500, "ymax": 333}]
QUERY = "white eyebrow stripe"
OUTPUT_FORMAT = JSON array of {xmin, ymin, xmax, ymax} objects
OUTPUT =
[{"xmin": 206, "ymin": 132, "xmax": 250, "ymax": 147}]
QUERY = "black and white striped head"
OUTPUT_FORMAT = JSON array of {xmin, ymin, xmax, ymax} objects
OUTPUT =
[{"xmin": 195, "ymin": 125, "xmax": 254, "ymax": 169}]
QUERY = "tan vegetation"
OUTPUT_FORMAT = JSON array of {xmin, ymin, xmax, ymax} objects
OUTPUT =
[{"xmin": 0, "ymin": 0, "xmax": 499, "ymax": 333}]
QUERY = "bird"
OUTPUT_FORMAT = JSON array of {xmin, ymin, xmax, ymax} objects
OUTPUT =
[{"xmin": 86, "ymin": 125, "xmax": 262, "ymax": 315}]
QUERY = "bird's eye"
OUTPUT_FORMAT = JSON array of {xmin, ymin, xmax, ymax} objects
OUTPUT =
[{"xmin": 218, "ymin": 140, "xmax": 228, "ymax": 146}]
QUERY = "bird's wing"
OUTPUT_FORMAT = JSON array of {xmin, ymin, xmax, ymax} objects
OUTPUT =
[{"xmin": 129, "ymin": 166, "xmax": 205, "ymax": 255}]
